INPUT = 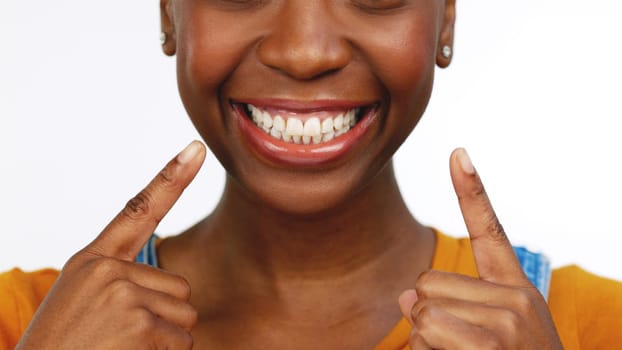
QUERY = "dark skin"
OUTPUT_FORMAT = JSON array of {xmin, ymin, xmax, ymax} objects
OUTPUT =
[
  {"xmin": 16, "ymin": 1, "xmax": 563, "ymax": 349},
  {"xmin": 157, "ymin": 167, "xmax": 436, "ymax": 348},
  {"xmin": 158, "ymin": 1, "xmax": 445, "ymax": 347}
]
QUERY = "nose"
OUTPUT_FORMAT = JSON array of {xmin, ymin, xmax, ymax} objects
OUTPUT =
[{"xmin": 257, "ymin": 2, "xmax": 352, "ymax": 80}]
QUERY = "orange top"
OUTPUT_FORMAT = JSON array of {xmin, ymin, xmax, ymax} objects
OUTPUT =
[{"xmin": 1, "ymin": 232, "xmax": 621, "ymax": 349}]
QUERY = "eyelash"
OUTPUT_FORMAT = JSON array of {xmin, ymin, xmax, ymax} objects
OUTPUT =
[
  {"xmin": 210, "ymin": 0, "xmax": 408, "ymax": 14},
  {"xmin": 350, "ymin": 0, "xmax": 408, "ymax": 12},
  {"xmin": 213, "ymin": 0, "xmax": 265, "ymax": 10}
]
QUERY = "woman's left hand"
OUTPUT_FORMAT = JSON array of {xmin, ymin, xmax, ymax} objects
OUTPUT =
[{"xmin": 399, "ymin": 149, "xmax": 563, "ymax": 350}]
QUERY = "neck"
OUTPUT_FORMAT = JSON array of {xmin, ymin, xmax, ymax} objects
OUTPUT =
[
  {"xmin": 205, "ymin": 161, "xmax": 429, "ymax": 283},
  {"xmin": 172, "ymin": 160, "xmax": 436, "ymax": 336}
]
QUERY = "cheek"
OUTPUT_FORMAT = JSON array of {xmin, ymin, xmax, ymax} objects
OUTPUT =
[
  {"xmin": 176, "ymin": 15, "xmax": 245, "ymax": 99},
  {"xmin": 381, "ymin": 43, "xmax": 435, "ymax": 104},
  {"xmin": 173, "ymin": 6, "xmax": 258, "ymax": 167},
  {"xmin": 356, "ymin": 17, "xmax": 438, "ymax": 141},
  {"xmin": 345, "ymin": 8, "xmax": 438, "ymax": 109},
  {"xmin": 371, "ymin": 25, "xmax": 437, "ymax": 106}
]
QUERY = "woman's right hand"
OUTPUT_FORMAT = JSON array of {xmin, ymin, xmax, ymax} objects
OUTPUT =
[{"xmin": 15, "ymin": 141, "xmax": 206, "ymax": 350}]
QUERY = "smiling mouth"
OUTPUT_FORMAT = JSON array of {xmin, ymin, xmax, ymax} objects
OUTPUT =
[{"xmin": 239, "ymin": 103, "xmax": 371, "ymax": 145}]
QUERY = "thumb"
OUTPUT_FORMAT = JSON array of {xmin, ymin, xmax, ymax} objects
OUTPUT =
[
  {"xmin": 84, "ymin": 141, "xmax": 206, "ymax": 261},
  {"xmin": 398, "ymin": 289, "xmax": 419, "ymax": 326},
  {"xmin": 449, "ymin": 148, "xmax": 527, "ymax": 286}
]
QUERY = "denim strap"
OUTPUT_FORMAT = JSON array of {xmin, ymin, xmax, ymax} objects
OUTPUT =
[
  {"xmin": 513, "ymin": 246, "xmax": 551, "ymax": 300},
  {"xmin": 135, "ymin": 234, "xmax": 159, "ymax": 268}
]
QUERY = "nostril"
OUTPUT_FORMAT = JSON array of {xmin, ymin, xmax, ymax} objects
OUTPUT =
[{"xmin": 256, "ymin": 33, "xmax": 352, "ymax": 80}]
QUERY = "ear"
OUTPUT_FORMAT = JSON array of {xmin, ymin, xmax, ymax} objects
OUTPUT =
[
  {"xmin": 160, "ymin": 0, "xmax": 177, "ymax": 56},
  {"xmin": 436, "ymin": 0, "xmax": 456, "ymax": 68}
]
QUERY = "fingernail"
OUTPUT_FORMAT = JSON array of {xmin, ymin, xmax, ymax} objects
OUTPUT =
[
  {"xmin": 177, "ymin": 141, "xmax": 200, "ymax": 164},
  {"xmin": 457, "ymin": 148, "xmax": 476, "ymax": 175}
]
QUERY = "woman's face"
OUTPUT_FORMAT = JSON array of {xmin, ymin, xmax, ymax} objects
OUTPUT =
[{"xmin": 161, "ymin": 0, "xmax": 455, "ymax": 215}]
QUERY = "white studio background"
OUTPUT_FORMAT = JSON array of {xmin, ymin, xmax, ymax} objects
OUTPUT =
[{"xmin": 1, "ymin": 2, "xmax": 621, "ymax": 281}]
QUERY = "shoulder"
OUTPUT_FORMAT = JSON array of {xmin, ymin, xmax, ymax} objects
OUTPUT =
[
  {"xmin": 0, "ymin": 268, "xmax": 59, "ymax": 298},
  {"xmin": 548, "ymin": 265, "xmax": 622, "ymax": 350},
  {"xmin": 0, "ymin": 268, "xmax": 59, "ymax": 349}
]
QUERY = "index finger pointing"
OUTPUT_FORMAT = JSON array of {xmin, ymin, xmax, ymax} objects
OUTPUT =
[
  {"xmin": 449, "ymin": 148, "xmax": 528, "ymax": 286},
  {"xmin": 84, "ymin": 141, "xmax": 206, "ymax": 261}
]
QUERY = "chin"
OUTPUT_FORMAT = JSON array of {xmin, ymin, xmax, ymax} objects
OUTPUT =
[{"xmin": 240, "ymin": 168, "xmax": 371, "ymax": 218}]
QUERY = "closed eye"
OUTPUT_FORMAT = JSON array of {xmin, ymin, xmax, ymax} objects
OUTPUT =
[
  {"xmin": 211, "ymin": 0, "xmax": 266, "ymax": 11},
  {"xmin": 350, "ymin": 0, "xmax": 409, "ymax": 13}
]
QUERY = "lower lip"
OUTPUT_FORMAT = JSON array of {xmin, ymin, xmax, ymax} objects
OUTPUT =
[{"xmin": 234, "ymin": 104, "xmax": 378, "ymax": 167}]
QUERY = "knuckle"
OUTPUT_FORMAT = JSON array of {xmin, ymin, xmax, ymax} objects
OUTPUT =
[
  {"xmin": 500, "ymin": 309, "xmax": 522, "ymax": 333},
  {"xmin": 471, "ymin": 183, "xmax": 487, "ymax": 198},
  {"xmin": 175, "ymin": 301, "xmax": 198, "ymax": 330},
  {"xmin": 156, "ymin": 164, "xmax": 181, "ymax": 190},
  {"xmin": 468, "ymin": 211, "xmax": 508, "ymax": 247},
  {"xmin": 63, "ymin": 252, "xmax": 86, "ymax": 271},
  {"xmin": 87, "ymin": 257, "xmax": 120, "ymax": 279},
  {"xmin": 122, "ymin": 191, "xmax": 153, "ymax": 222},
  {"xmin": 130, "ymin": 308, "xmax": 157, "ymax": 335},
  {"xmin": 409, "ymin": 300, "xmax": 422, "ymax": 321},
  {"xmin": 185, "ymin": 306, "xmax": 199, "ymax": 328},
  {"xmin": 413, "ymin": 305, "xmax": 435, "ymax": 328},
  {"xmin": 414, "ymin": 270, "xmax": 439, "ymax": 298},
  {"xmin": 409, "ymin": 299, "xmax": 430, "ymax": 321},
  {"xmin": 511, "ymin": 288, "xmax": 536, "ymax": 311},
  {"xmin": 483, "ymin": 214, "xmax": 507, "ymax": 242},
  {"xmin": 174, "ymin": 275, "xmax": 193, "ymax": 301},
  {"xmin": 108, "ymin": 279, "xmax": 138, "ymax": 304}
]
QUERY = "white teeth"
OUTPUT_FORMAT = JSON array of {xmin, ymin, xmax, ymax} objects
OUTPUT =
[
  {"xmin": 344, "ymin": 109, "xmax": 357, "ymax": 127},
  {"xmin": 250, "ymin": 105, "xmax": 262, "ymax": 125},
  {"xmin": 343, "ymin": 114, "xmax": 351, "ymax": 128},
  {"xmin": 334, "ymin": 114, "xmax": 344, "ymax": 130},
  {"xmin": 303, "ymin": 117, "xmax": 321, "ymax": 137},
  {"xmin": 262, "ymin": 112, "xmax": 273, "ymax": 130},
  {"xmin": 286, "ymin": 118, "xmax": 304, "ymax": 136},
  {"xmin": 349, "ymin": 109, "xmax": 358, "ymax": 127},
  {"xmin": 322, "ymin": 131, "xmax": 334, "ymax": 142},
  {"xmin": 273, "ymin": 115, "xmax": 285, "ymax": 132},
  {"xmin": 321, "ymin": 118, "xmax": 333, "ymax": 133},
  {"xmin": 270, "ymin": 128, "xmax": 282, "ymax": 139},
  {"xmin": 347, "ymin": 108, "xmax": 355, "ymax": 120},
  {"xmin": 245, "ymin": 105, "xmax": 363, "ymax": 145}
]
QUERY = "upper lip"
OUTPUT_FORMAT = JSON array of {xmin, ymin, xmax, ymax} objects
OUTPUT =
[{"xmin": 231, "ymin": 98, "xmax": 378, "ymax": 112}]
